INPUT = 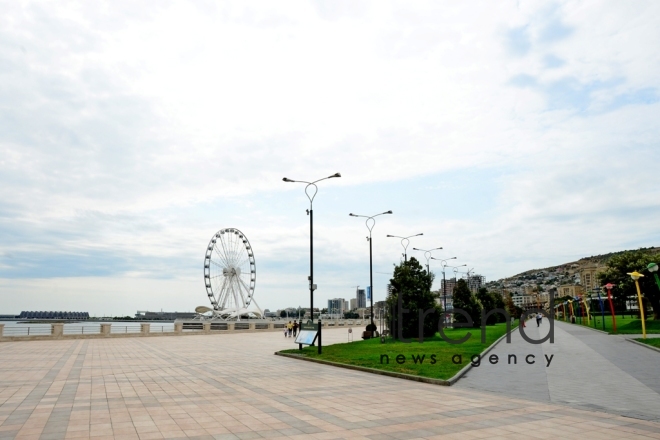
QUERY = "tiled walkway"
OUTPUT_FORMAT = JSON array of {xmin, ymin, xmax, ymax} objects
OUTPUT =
[
  {"xmin": 1, "ymin": 328, "xmax": 660, "ymax": 439},
  {"xmin": 457, "ymin": 320, "xmax": 660, "ymax": 422}
]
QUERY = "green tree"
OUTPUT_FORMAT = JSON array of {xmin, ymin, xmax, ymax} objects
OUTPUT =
[
  {"xmin": 279, "ymin": 310, "xmax": 287, "ymax": 318},
  {"xmin": 476, "ymin": 288, "xmax": 507, "ymax": 324},
  {"xmin": 452, "ymin": 279, "xmax": 482, "ymax": 328},
  {"xmin": 503, "ymin": 293, "xmax": 523, "ymax": 320},
  {"xmin": 476, "ymin": 287, "xmax": 496, "ymax": 325},
  {"xmin": 597, "ymin": 248, "xmax": 660, "ymax": 320},
  {"xmin": 386, "ymin": 257, "xmax": 442, "ymax": 339}
]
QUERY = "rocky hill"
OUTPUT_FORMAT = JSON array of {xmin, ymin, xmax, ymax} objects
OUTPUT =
[{"xmin": 485, "ymin": 246, "xmax": 660, "ymax": 295}]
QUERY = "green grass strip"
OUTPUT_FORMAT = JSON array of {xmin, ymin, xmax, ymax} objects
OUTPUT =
[
  {"xmin": 279, "ymin": 322, "xmax": 517, "ymax": 381},
  {"xmin": 633, "ymin": 338, "xmax": 660, "ymax": 348}
]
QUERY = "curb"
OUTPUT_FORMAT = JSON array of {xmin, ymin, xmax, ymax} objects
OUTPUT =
[
  {"xmin": 275, "ymin": 325, "xmax": 518, "ymax": 387},
  {"xmin": 626, "ymin": 338, "xmax": 660, "ymax": 354},
  {"xmin": 445, "ymin": 328, "xmax": 515, "ymax": 385},
  {"xmin": 275, "ymin": 352, "xmax": 451, "ymax": 386}
]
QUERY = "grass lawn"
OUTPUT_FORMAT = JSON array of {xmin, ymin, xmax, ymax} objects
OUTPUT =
[
  {"xmin": 634, "ymin": 338, "xmax": 660, "ymax": 348},
  {"xmin": 280, "ymin": 322, "xmax": 517, "ymax": 381},
  {"xmin": 560, "ymin": 314, "xmax": 660, "ymax": 334}
]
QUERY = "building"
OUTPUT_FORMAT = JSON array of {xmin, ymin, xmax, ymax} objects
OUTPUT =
[
  {"xmin": 557, "ymin": 284, "xmax": 585, "ymax": 298},
  {"xmin": 135, "ymin": 311, "xmax": 196, "ymax": 320},
  {"xmin": 511, "ymin": 293, "xmax": 535, "ymax": 309},
  {"xmin": 344, "ymin": 300, "xmax": 349, "ymax": 312},
  {"xmin": 19, "ymin": 311, "xmax": 89, "ymax": 320},
  {"xmin": 356, "ymin": 289, "xmax": 366, "ymax": 309},
  {"xmin": 440, "ymin": 278, "xmax": 457, "ymax": 297},
  {"xmin": 350, "ymin": 298, "xmax": 357, "ymax": 310},
  {"xmin": 327, "ymin": 298, "xmax": 345, "ymax": 317},
  {"xmin": 580, "ymin": 264, "xmax": 602, "ymax": 292},
  {"xmin": 467, "ymin": 274, "xmax": 485, "ymax": 292}
]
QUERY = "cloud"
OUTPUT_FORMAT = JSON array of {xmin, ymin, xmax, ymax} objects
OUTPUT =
[
  {"xmin": 0, "ymin": 1, "xmax": 659, "ymax": 315},
  {"xmin": 505, "ymin": 26, "xmax": 531, "ymax": 56}
]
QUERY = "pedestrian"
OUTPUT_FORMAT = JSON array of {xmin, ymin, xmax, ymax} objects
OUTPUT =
[
  {"xmin": 536, "ymin": 312, "xmax": 542, "ymax": 327},
  {"xmin": 287, "ymin": 321, "xmax": 293, "ymax": 337},
  {"xmin": 521, "ymin": 313, "xmax": 526, "ymax": 328},
  {"xmin": 293, "ymin": 320, "xmax": 298, "ymax": 337}
]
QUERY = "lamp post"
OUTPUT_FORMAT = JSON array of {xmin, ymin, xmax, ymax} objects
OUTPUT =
[
  {"xmin": 349, "ymin": 210, "xmax": 392, "ymax": 329},
  {"xmin": 430, "ymin": 257, "xmax": 457, "ymax": 313},
  {"xmin": 386, "ymin": 233, "xmax": 423, "ymax": 262},
  {"xmin": 412, "ymin": 247, "xmax": 443, "ymax": 275},
  {"xmin": 447, "ymin": 264, "xmax": 467, "ymax": 326},
  {"xmin": 603, "ymin": 283, "xmax": 617, "ymax": 332},
  {"xmin": 627, "ymin": 271, "xmax": 647, "ymax": 339},
  {"xmin": 283, "ymin": 172, "xmax": 341, "ymax": 322}
]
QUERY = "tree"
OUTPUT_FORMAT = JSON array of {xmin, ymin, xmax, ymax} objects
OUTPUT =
[
  {"xmin": 597, "ymin": 248, "xmax": 660, "ymax": 320},
  {"xmin": 386, "ymin": 257, "xmax": 442, "ymax": 339},
  {"xmin": 476, "ymin": 288, "xmax": 507, "ymax": 325},
  {"xmin": 504, "ymin": 293, "xmax": 523, "ymax": 320},
  {"xmin": 492, "ymin": 291, "xmax": 506, "ymax": 319},
  {"xmin": 452, "ymin": 279, "xmax": 482, "ymax": 328},
  {"xmin": 279, "ymin": 310, "xmax": 287, "ymax": 318},
  {"xmin": 476, "ymin": 287, "xmax": 496, "ymax": 325}
]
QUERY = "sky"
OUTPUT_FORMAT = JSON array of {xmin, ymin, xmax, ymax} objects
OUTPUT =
[{"xmin": 1, "ymin": 0, "xmax": 659, "ymax": 317}]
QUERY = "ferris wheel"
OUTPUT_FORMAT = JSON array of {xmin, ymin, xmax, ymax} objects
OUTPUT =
[{"xmin": 203, "ymin": 228, "xmax": 262, "ymax": 320}]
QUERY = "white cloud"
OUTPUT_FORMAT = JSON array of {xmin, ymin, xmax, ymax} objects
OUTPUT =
[{"xmin": 1, "ymin": 1, "xmax": 659, "ymax": 315}]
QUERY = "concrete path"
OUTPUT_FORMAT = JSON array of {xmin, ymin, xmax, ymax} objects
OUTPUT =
[
  {"xmin": 456, "ymin": 319, "xmax": 660, "ymax": 422},
  {"xmin": 2, "ymin": 328, "xmax": 660, "ymax": 439}
]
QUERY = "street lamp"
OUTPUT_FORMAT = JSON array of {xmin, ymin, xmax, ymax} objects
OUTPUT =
[
  {"xmin": 283, "ymin": 172, "xmax": 341, "ymax": 322},
  {"xmin": 603, "ymin": 283, "xmax": 617, "ymax": 332},
  {"xmin": 349, "ymin": 210, "xmax": 393, "ymax": 329},
  {"xmin": 413, "ymin": 247, "xmax": 443, "ymax": 275},
  {"xmin": 431, "ymin": 257, "xmax": 457, "ymax": 313},
  {"xmin": 386, "ymin": 233, "xmax": 423, "ymax": 262},
  {"xmin": 627, "ymin": 271, "xmax": 647, "ymax": 339}
]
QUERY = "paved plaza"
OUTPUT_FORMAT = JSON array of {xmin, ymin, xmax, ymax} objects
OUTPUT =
[{"xmin": 1, "ymin": 328, "xmax": 660, "ymax": 440}]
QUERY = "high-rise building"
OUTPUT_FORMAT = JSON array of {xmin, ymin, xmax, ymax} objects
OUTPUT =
[
  {"xmin": 344, "ymin": 300, "xmax": 349, "ymax": 312},
  {"xmin": 350, "ymin": 298, "xmax": 357, "ymax": 310},
  {"xmin": 440, "ymin": 278, "xmax": 457, "ymax": 297},
  {"xmin": 356, "ymin": 288, "xmax": 366, "ymax": 308},
  {"xmin": 467, "ymin": 274, "xmax": 486, "ymax": 292},
  {"xmin": 327, "ymin": 298, "xmax": 345, "ymax": 317}
]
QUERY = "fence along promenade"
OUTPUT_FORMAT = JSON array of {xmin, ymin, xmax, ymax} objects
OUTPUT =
[{"xmin": 0, "ymin": 319, "xmax": 370, "ymax": 342}]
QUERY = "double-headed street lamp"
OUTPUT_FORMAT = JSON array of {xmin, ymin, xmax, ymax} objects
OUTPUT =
[
  {"xmin": 386, "ymin": 233, "xmax": 423, "ymax": 262},
  {"xmin": 350, "ymin": 211, "xmax": 393, "ymax": 329},
  {"xmin": 283, "ymin": 172, "xmax": 341, "ymax": 322},
  {"xmin": 431, "ymin": 257, "xmax": 457, "ymax": 312},
  {"xmin": 412, "ymin": 247, "xmax": 443, "ymax": 275}
]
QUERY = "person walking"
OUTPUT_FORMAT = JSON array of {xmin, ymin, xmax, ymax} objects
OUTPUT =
[
  {"xmin": 521, "ymin": 313, "xmax": 526, "ymax": 328},
  {"xmin": 536, "ymin": 312, "xmax": 542, "ymax": 327},
  {"xmin": 287, "ymin": 321, "xmax": 293, "ymax": 337},
  {"xmin": 293, "ymin": 320, "xmax": 298, "ymax": 338}
]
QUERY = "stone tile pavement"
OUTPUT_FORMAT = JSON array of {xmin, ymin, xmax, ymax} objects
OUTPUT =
[
  {"xmin": 1, "ymin": 327, "xmax": 660, "ymax": 439},
  {"xmin": 457, "ymin": 319, "xmax": 660, "ymax": 422}
]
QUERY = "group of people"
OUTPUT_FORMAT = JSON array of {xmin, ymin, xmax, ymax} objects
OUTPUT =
[{"xmin": 285, "ymin": 320, "xmax": 298, "ymax": 338}]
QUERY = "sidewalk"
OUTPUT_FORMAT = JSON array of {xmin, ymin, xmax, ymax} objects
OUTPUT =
[
  {"xmin": 2, "ymin": 327, "xmax": 660, "ymax": 439},
  {"xmin": 456, "ymin": 319, "xmax": 660, "ymax": 422}
]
